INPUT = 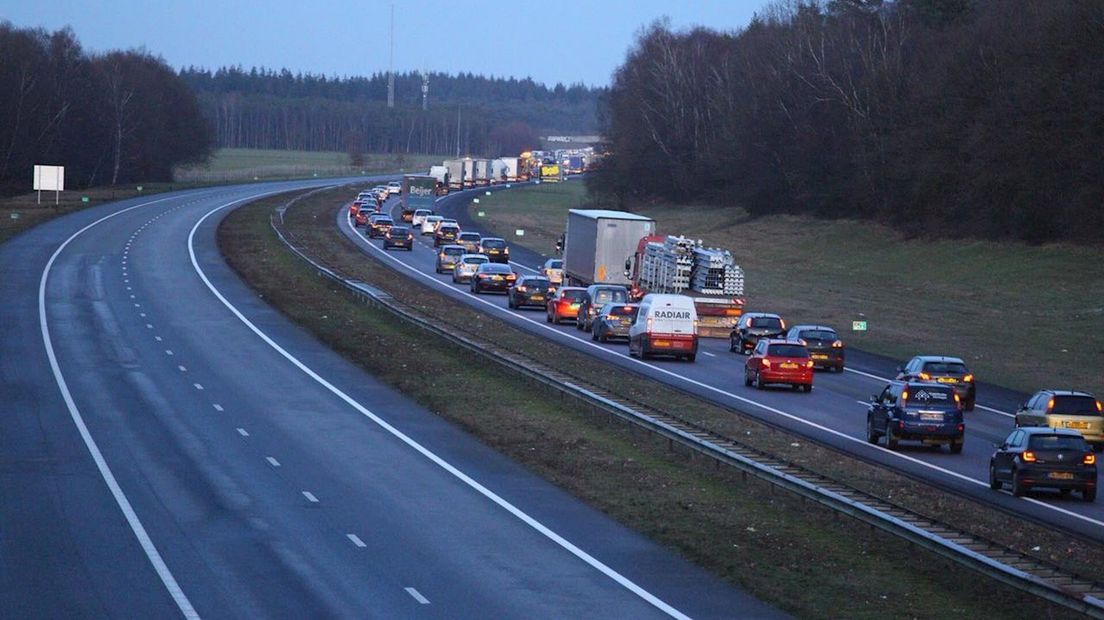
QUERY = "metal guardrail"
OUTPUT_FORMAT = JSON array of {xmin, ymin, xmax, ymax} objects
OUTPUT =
[{"xmin": 265, "ymin": 201, "xmax": 1104, "ymax": 618}]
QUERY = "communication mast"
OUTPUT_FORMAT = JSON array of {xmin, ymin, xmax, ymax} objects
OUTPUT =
[{"xmin": 421, "ymin": 69, "xmax": 429, "ymax": 110}]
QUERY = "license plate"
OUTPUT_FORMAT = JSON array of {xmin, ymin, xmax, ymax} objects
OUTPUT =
[
  {"xmin": 920, "ymin": 413, "xmax": 943, "ymax": 422},
  {"xmin": 937, "ymin": 377, "xmax": 957, "ymax": 383},
  {"xmin": 531, "ymin": 295, "xmax": 544, "ymax": 301},
  {"xmin": 780, "ymin": 363, "xmax": 798, "ymax": 369},
  {"xmin": 811, "ymin": 354, "xmax": 828, "ymax": 360},
  {"xmin": 492, "ymin": 275, "xmax": 502, "ymax": 281},
  {"xmin": 570, "ymin": 303, "xmax": 579, "ymax": 308},
  {"xmin": 653, "ymin": 340, "xmax": 671, "ymax": 347},
  {"xmin": 1049, "ymin": 472, "xmax": 1074, "ymax": 480},
  {"xmin": 1066, "ymin": 421, "xmax": 1090, "ymax": 430}
]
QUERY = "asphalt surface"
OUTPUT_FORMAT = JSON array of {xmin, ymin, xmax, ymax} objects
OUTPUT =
[
  {"xmin": 0, "ymin": 179, "xmax": 782, "ymax": 618},
  {"xmin": 340, "ymin": 179, "xmax": 1104, "ymax": 543}
]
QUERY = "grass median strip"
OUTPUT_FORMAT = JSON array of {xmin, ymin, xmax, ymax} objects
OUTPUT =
[{"xmin": 219, "ymin": 187, "xmax": 1084, "ymax": 618}]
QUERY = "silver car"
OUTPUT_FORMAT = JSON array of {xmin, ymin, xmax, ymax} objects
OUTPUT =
[
  {"xmin": 421, "ymin": 215, "xmax": 443, "ymax": 235},
  {"xmin": 452, "ymin": 254, "xmax": 489, "ymax": 283}
]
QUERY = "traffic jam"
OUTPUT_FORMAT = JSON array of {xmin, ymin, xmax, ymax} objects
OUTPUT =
[{"xmin": 346, "ymin": 181, "xmax": 1099, "ymax": 507}]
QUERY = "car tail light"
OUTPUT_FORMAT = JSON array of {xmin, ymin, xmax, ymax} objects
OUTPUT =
[
  {"xmin": 1047, "ymin": 398, "xmax": 1055, "ymax": 412},
  {"xmin": 1022, "ymin": 451, "xmax": 1037, "ymax": 463},
  {"xmin": 963, "ymin": 374, "xmax": 974, "ymax": 382},
  {"xmin": 898, "ymin": 420, "xmax": 905, "ymax": 429},
  {"xmin": 516, "ymin": 286, "xmax": 526, "ymax": 292},
  {"xmin": 746, "ymin": 318, "xmax": 753, "ymax": 327},
  {"xmin": 918, "ymin": 372, "xmax": 931, "ymax": 380},
  {"xmin": 953, "ymin": 393, "xmax": 961, "ymax": 405},
  {"xmin": 761, "ymin": 358, "xmax": 771, "ymax": 368},
  {"xmin": 407, "ymin": 234, "xmax": 413, "ymax": 240},
  {"xmin": 804, "ymin": 360, "xmax": 814, "ymax": 368},
  {"xmin": 956, "ymin": 423, "xmax": 964, "ymax": 432},
  {"xmin": 1096, "ymin": 400, "xmax": 1102, "ymax": 413},
  {"xmin": 832, "ymin": 340, "xmax": 843, "ymax": 348},
  {"xmin": 798, "ymin": 338, "xmax": 807, "ymax": 346},
  {"xmin": 779, "ymin": 319, "xmax": 786, "ymax": 329},
  {"xmin": 646, "ymin": 317, "xmax": 653, "ymax": 330},
  {"xmin": 507, "ymin": 275, "xmax": 516, "ymax": 280},
  {"xmin": 1085, "ymin": 453, "xmax": 1097, "ymax": 465}
]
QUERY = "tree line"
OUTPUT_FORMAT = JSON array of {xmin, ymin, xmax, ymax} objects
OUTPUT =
[
  {"xmin": 180, "ymin": 67, "xmax": 601, "ymax": 158},
  {"xmin": 590, "ymin": 1, "xmax": 1104, "ymax": 244},
  {"xmin": 0, "ymin": 22, "xmax": 210, "ymax": 195}
]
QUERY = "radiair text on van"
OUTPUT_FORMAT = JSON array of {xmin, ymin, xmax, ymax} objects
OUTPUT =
[{"xmin": 654, "ymin": 310, "xmax": 691, "ymax": 319}]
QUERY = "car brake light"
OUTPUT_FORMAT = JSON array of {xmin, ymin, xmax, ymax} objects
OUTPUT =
[
  {"xmin": 779, "ymin": 319, "xmax": 786, "ymax": 329},
  {"xmin": 963, "ymin": 374, "xmax": 974, "ymax": 382},
  {"xmin": 1022, "ymin": 451, "xmax": 1037, "ymax": 463},
  {"xmin": 902, "ymin": 390, "xmax": 909, "ymax": 402},
  {"xmin": 832, "ymin": 340, "xmax": 843, "ymax": 348},
  {"xmin": 918, "ymin": 372, "xmax": 931, "ymax": 380},
  {"xmin": 1096, "ymin": 400, "xmax": 1102, "ymax": 413},
  {"xmin": 1047, "ymin": 398, "xmax": 1055, "ymax": 411},
  {"xmin": 1085, "ymin": 453, "xmax": 1096, "ymax": 465},
  {"xmin": 953, "ymin": 393, "xmax": 961, "ymax": 404},
  {"xmin": 746, "ymin": 318, "xmax": 753, "ymax": 327},
  {"xmin": 623, "ymin": 306, "xmax": 632, "ymax": 311},
  {"xmin": 798, "ymin": 338, "xmax": 807, "ymax": 346},
  {"xmin": 517, "ymin": 286, "xmax": 526, "ymax": 292},
  {"xmin": 804, "ymin": 360, "xmax": 814, "ymax": 368},
  {"xmin": 761, "ymin": 358, "xmax": 771, "ymax": 368}
]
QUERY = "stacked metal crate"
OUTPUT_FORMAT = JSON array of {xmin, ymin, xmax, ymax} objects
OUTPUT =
[{"xmin": 690, "ymin": 247, "xmax": 744, "ymax": 296}]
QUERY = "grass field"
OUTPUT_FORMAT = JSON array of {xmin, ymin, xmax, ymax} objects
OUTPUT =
[
  {"xmin": 174, "ymin": 148, "xmax": 445, "ymax": 183},
  {"xmin": 216, "ymin": 186, "xmax": 1082, "ymax": 618},
  {"xmin": 472, "ymin": 182, "xmax": 1104, "ymax": 397}
]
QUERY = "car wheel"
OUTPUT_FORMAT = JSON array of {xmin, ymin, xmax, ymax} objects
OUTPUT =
[
  {"xmin": 949, "ymin": 440, "xmax": 963, "ymax": 454},
  {"xmin": 744, "ymin": 371, "xmax": 753, "ymax": 387},
  {"xmin": 729, "ymin": 338, "xmax": 737, "ymax": 353},
  {"xmin": 791, "ymin": 384, "xmax": 800, "ymax": 392},
  {"xmin": 803, "ymin": 384, "xmax": 812, "ymax": 393},
  {"xmin": 1085, "ymin": 487, "xmax": 1097, "ymax": 503},
  {"xmin": 965, "ymin": 398, "xmax": 975, "ymax": 412},
  {"xmin": 686, "ymin": 353, "xmax": 696, "ymax": 362},
  {"xmin": 1011, "ymin": 472, "xmax": 1027, "ymax": 497},
  {"xmin": 752, "ymin": 372, "xmax": 762, "ymax": 390},
  {"xmin": 552, "ymin": 313, "xmax": 560, "ymax": 325},
  {"xmin": 866, "ymin": 417, "xmax": 879, "ymax": 444},
  {"xmin": 591, "ymin": 328, "xmax": 598, "ymax": 341},
  {"xmin": 835, "ymin": 364, "xmax": 845, "ymax": 373},
  {"xmin": 988, "ymin": 463, "xmax": 1001, "ymax": 490},
  {"xmin": 508, "ymin": 297, "xmax": 515, "ymax": 309},
  {"xmin": 885, "ymin": 427, "xmax": 898, "ymax": 450},
  {"xmin": 546, "ymin": 312, "xmax": 552, "ymax": 323}
]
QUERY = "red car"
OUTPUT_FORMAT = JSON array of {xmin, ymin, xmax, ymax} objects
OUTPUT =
[
  {"xmin": 744, "ymin": 339, "xmax": 814, "ymax": 392},
  {"xmin": 546, "ymin": 287, "xmax": 587, "ymax": 324},
  {"xmin": 354, "ymin": 209, "xmax": 371, "ymax": 227}
]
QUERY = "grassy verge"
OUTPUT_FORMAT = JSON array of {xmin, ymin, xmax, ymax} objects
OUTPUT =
[
  {"xmin": 174, "ymin": 148, "xmax": 445, "ymax": 184},
  {"xmin": 472, "ymin": 182, "xmax": 1104, "ymax": 397},
  {"xmin": 217, "ymin": 186, "xmax": 1086, "ymax": 618}
]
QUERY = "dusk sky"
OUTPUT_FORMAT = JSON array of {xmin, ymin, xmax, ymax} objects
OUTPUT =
[{"xmin": 0, "ymin": 0, "xmax": 763, "ymax": 87}]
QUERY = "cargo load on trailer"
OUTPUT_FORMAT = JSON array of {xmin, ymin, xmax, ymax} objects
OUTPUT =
[
  {"xmin": 473, "ymin": 159, "xmax": 491, "ymax": 186},
  {"xmin": 444, "ymin": 159, "xmax": 466, "ymax": 190},
  {"xmin": 428, "ymin": 165, "xmax": 449, "ymax": 194}
]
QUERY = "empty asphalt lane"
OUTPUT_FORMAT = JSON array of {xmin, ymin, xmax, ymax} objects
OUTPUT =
[{"xmin": 2, "ymin": 180, "xmax": 780, "ymax": 618}]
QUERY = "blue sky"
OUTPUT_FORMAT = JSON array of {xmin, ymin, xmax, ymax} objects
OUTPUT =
[{"xmin": 0, "ymin": 0, "xmax": 763, "ymax": 87}]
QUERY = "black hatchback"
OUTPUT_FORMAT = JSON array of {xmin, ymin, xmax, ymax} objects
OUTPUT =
[
  {"xmin": 730, "ymin": 312, "xmax": 786, "ymax": 354},
  {"xmin": 507, "ymin": 276, "xmax": 554, "ymax": 309},
  {"xmin": 989, "ymin": 427, "xmax": 1096, "ymax": 501},
  {"xmin": 785, "ymin": 324, "xmax": 844, "ymax": 372},
  {"xmin": 866, "ymin": 381, "xmax": 964, "ymax": 453}
]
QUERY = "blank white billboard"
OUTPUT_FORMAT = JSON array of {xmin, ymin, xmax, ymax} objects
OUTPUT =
[{"xmin": 33, "ymin": 165, "xmax": 65, "ymax": 191}]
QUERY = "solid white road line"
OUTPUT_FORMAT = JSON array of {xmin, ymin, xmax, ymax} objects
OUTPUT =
[
  {"xmin": 301, "ymin": 491, "xmax": 319, "ymax": 504},
  {"xmin": 346, "ymin": 534, "xmax": 367, "ymax": 548},
  {"xmin": 39, "ymin": 194, "xmax": 200, "ymax": 619},
  {"xmin": 190, "ymin": 199, "xmax": 692, "ymax": 620},
  {"xmin": 404, "ymin": 587, "xmax": 430, "ymax": 605},
  {"xmin": 347, "ymin": 215, "xmax": 1104, "ymax": 530}
]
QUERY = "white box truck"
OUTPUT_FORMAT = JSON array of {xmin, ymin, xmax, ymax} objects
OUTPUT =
[{"xmin": 563, "ymin": 209, "xmax": 656, "ymax": 287}]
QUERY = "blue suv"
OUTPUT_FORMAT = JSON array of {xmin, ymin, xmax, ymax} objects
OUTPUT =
[{"xmin": 866, "ymin": 381, "xmax": 965, "ymax": 453}]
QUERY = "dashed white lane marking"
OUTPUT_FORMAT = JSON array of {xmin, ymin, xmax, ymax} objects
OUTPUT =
[
  {"xmin": 177, "ymin": 365, "xmax": 187, "ymax": 372},
  {"xmin": 155, "ymin": 336, "xmax": 162, "ymax": 342},
  {"xmin": 701, "ymin": 351, "xmax": 716, "ymax": 357},
  {"xmin": 301, "ymin": 491, "xmax": 319, "ymax": 504},
  {"xmin": 126, "ymin": 286, "xmax": 132, "ymax": 291},
  {"xmin": 236, "ymin": 427, "xmax": 249, "ymax": 437},
  {"xmin": 165, "ymin": 350, "xmax": 173, "ymax": 356},
  {"xmin": 346, "ymin": 534, "xmax": 367, "ymax": 548},
  {"xmin": 265, "ymin": 457, "xmax": 281, "ymax": 468},
  {"xmin": 146, "ymin": 323, "xmax": 153, "ymax": 329},
  {"xmin": 212, "ymin": 404, "xmax": 224, "ymax": 412},
  {"xmin": 130, "ymin": 294, "xmax": 136, "ymax": 299},
  {"xmin": 405, "ymin": 587, "xmax": 430, "ymax": 605},
  {"xmin": 139, "ymin": 313, "xmax": 146, "ymax": 318},
  {"xmin": 856, "ymin": 400, "xmax": 871, "ymax": 407},
  {"xmin": 133, "ymin": 303, "xmax": 140, "ymax": 308},
  {"xmin": 193, "ymin": 383, "xmax": 204, "ymax": 391},
  {"xmin": 190, "ymin": 198, "xmax": 693, "ymax": 620}
]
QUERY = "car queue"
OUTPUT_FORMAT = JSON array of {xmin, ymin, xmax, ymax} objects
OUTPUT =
[{"xmin": 347, "ymin": 190, "xmax": 1098, "ymax": 502}]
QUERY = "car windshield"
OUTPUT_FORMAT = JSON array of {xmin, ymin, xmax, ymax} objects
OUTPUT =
[
  {"xmin": 439, "ymin": 226, "xmax": 458, "ymax": 233},
  {"xmin": 415, "ymin": 210, "xmax": 430, "ymax": 216},
  {"xmin": 1028, "ymin": 434, "xmax": 1088, "ymax": 451},
  {"xmin": 766, "ymin": 344, "xmax": 808, "ymax": 358},
  {"xmin": 482, "ymin": 264, "xmax": 512, "ymax": 274},
  {"xmin": 606, "ymin": 306, "xmax": 639, "ymax": 318},
  {"xmin": 561, "ymin": 290, "xmax": 587, "ymax": 301},
  {"xmin": 547, "ymin": 260, "xmax": 563, "ymax": 269},
  {"xmin": 748, "ymin": 316, "xmax": 782, "ymax": 329},
  {"xmin": 1051, "ymin": 395, "xmax": 1101, "ymax": 416},
  {"xmin": 905, "ymin": 386, "xmax": 955, "ymax": 407},
  {"xmin": 482, "ymin": 239, "xmax": 506, "ymax": 249},
  {"xmin": 462, "ymin": 256, "xmax": 488, "ymax": 264},
  {"xmin": 800, "ymin": 330, "xmax": 837, "ymax": 341},
  {"xmin": 442, "ymin": 247, "xmax": 465, "ymax": 257},
  {"xmin": 390, "ymin": 227, "xmax": 410, "ymax": 235},
  {"xmin": 459, "ymin": 233, "xmax": 480, "ymax": 241},
  {"xmin": 522, "ymin": 278, "xmax": 551, "ymax": 288},
  {"xmin": 592, "ymin": 288, "xmax": 627, "ymax": 305},
  {"xmin": 426, "ymin": 217, "xmax": 442, "ymax": 222},
  {"xmin": 921, "ymin": 361, "xmax": 968, "ymax": 374}
]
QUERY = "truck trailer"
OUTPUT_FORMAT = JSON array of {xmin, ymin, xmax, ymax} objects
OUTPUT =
[
  {"xmin": 401, "ymin": 175, "xmax": 437, "ymax": 222},
  {"xmin": 444, "ymin": 159, "xmax": 466, "ymax": 191},
  {"xmin": 562, "ymin": 210, "xmax": 656, "ymax": 287}
]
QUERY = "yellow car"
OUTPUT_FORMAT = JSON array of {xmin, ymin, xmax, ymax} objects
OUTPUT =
[{"xmin": 1015, "ymin": 390, "xmax": 1103, "ymax": 451}]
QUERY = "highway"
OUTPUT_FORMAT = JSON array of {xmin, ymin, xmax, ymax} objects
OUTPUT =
[
  {"xmin": 339, "ymin": 180, "xmax": 1104, "ymax": 543},
  {"xmin": 0, "ymin": 179, "xmax": 781, "ymax": 618}
]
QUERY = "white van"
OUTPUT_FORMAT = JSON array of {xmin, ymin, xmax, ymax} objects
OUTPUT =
[{"xmin": 628, "ymin": 294, "xmax": 698, "ymax": 361}]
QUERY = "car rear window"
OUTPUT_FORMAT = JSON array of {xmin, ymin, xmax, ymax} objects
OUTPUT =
[
  {"xmin": 800, "ymin": 329, "xmax": 837, "ymax": 341},
  {"xmin": 921, "ymin": 361, "xmax": 968, "ymax": 374},
  {"xmin": 561, "ymin": 290, "xmax": 587, "ymax": 301},
  {"xmin": 482, "ymin": 264, "xmax": 512, "ymax": 273},
  {"xmin": 766, "ymin": 344, "xmax": 808, "ymax": 358},
  {"xmin": 1028, "ymin": 434, "xmax": 1088, "ymax": 451},
  {"xmin": 548, "ymin": 260, "xmax": 563, "ymax": 269},
  {"xmin": 905, "ymin": 386, "xmax": 955, "ymax": 406},
  {"xmin": 523, "ymin": 278, "xmax": 551, "ymax": 288},
  {"xmin": 459, "ymin": 233, "xmax": 480, "ymax": 240},
  {"xmin": 607, "ymin": 306, "xmax": 639, "ymax": 318},
  {"xmin": 443, "ymin": 247, "xmax": 465, "ymax": 257},
  {"xmin": 482, "ymin": 239, "xmax": 506, "ymax": 249},
  {"xmin": 462, "ymin": 256, "xmax": 488, "ymax": 264},
  {"xmin": 748, "ymin": 316, "xmax": 782, "ymax": 329},
  {"xmin": 592, "ymin": 288, "xmax": 628, "ymax": 305},
  {"xmin": 1051, "ymin": 395, "xmax": 1101, "ymax": 416},
  {"xmin": 390, "ymin": 227, "xmax": 410, "ymax": 234}
]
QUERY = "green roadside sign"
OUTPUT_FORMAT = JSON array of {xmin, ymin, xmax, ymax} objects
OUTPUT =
[{"xmin": 852, "ymin": 321, "xmax": 868, "ymax": 331}]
